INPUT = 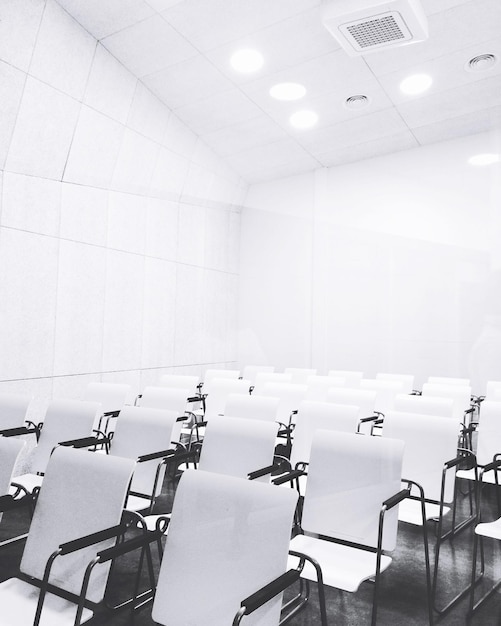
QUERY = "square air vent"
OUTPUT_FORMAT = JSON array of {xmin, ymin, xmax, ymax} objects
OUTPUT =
[{"xmin": 321, "ymin": 0, "xmax": 428, "ymax": 56}]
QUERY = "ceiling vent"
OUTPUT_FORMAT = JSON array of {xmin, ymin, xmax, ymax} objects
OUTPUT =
[{"xmin": 321, "ymin": 0, "xmax": 428, "ymax": 57}]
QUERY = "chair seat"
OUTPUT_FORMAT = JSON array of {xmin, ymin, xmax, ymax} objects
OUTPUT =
[
  {"xmin": 398, "ymin": 499, "xmax": 450, "ymax": 525},
  {"xmin": 289, "ymin": 534, "xmax": 392, "ymax": 593},
  {"xmin": 124, "ymin": 494, "xmax": 153, "ymax": 513},
  {"xmin": 0, "ymin": 578, "xmax": 93, "ymax": 626},
  {"xmin": 475, "ymin": 517, "xmax": 501, "ymax": 539},
  {"xmin": 10, "ymin": 473, "xmax": 43, "ymax": 495},
  {"xmin": 457, "ymin": 467, "xmax": 501, "ymax": 484}
]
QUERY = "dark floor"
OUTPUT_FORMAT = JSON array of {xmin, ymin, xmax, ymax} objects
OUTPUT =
[{"xmin": 2, "ymin": 476, "xmax": 501, "ymax": 626}]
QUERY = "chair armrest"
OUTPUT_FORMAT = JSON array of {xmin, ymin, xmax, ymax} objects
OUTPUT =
[
  {"xmin": 272, "ymin": 469, "xmax": 305, "ymax": 486},
  {"xmin": 445, "ymin": 452, "xmax": 474, "ymax": 470},
  {"xmin": 59, "ymin": 524, "xmax": 126, "ymax": 556},
  {"xmin": 187, "ymin": 396, "xmax": 201, "ymax": 403},
  {"xmin": 103, "ymin": 410, "xmax": 120, "ymax": 418},
  {"xmin": 480, "ymin": 458, "xmax": 501, "ymax": 474},
  {"xmin": 0, "ymin": 426, "xmax": 39, "ymax": 437},
  {"xmin": 359, "ymin": 415, "xmax": 378, "ymax": 423},
  {"xmin": 58, "ymin": 436, "xmax": 105, "ymax": 449},
  {"xmin": 383, "ymin": 488, "xmax": 410, "ymax": 510},
  {"xmin": 97, "ymin": 528, "xmax": 164, "ymax": 563},
  {"xmin": 237, "ymin": 569, "xmax": 301, "ymax": 617},
  {"xmin": 137, "ymin": 448, "xmax": 176, "ymax": 463},
  {"xmin": 248, "ymin": 464, "xmax": 283, "ymax": 481}
]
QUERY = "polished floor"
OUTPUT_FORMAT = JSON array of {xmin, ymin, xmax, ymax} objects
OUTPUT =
[{"xmin": 1, "ymin": 475, "xmax": 501, "ymax": 626}]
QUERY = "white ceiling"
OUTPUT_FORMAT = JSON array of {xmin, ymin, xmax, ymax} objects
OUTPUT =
[{"xmin": 56, "ymin": 0, "xmax": 501, "ymax": 183}]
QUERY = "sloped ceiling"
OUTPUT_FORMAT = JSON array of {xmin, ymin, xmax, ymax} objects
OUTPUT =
[{"xmin": 56, "ymin": 0, "xmax": 501, "ymax": 183}]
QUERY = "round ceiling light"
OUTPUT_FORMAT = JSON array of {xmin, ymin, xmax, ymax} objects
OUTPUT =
[
  {"xmin": 230, "ymin": 49, "xmax": 264, "ymax": 73},
  {"xmin": 344, "ymin": 94, "xmax": 371, "ymax": 110},
  {"xmin": 269, "ymin": 82, "xmax": 306, "ymax": 101},
  {"xmin": 399, "ymin": 73, "xmax": 433, "ymax": 95},
  {"xmin": 465, "ymin": 53, "xmax": 497, "ymax": 72},
  {"xmin": 290, "ymin": 110, "xmax": 318, "ymax": 129},
  {"xmin": 468, "ymin": 153, "xmax": 500, "ymax": 166}
]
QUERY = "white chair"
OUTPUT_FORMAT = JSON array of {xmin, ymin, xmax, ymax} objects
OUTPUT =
[
  {"xmin": 137, "ymin": 386, "xmax": 190, "ymax": 444},
  {"xmin": 382, "ymin": 410, "xmax": 466, "ymax": 614},
  {"xmin": 198, "ymin": 415, "xmax": 278, "ymax": 481},
  {"xmin": 204, "ymin": 378, "xmax": 252, "ymax": 421},
  {"xmin": 305, "ymin": 375, "xmax": 346, "ymax": 401},
  {"xmin": 284, "ymin": 367, "xmax": 317, "ymax": 384},
  {"xmin": 158, "ymin": 374, "xmax": 200, "ymax": 396},
  {"xmin": 0, "ymin": 437, "xmax": 27, "ymax": 526},
  {"xmin": 252, "ymin": 372, "xmax": 292, "ymax": 395},
  {"xmin": 108, "ymin": 405, "xmax": 180, "ymax": 517},
  {"xmin": 11, "ymin": 399, "xmax": 102, "ymax": 496},
  {"xmin": 286, "ymin": 430, "xmax": 431, "ymax": 625},
  {"xmin": 285, "ymin": 400, "xmax": 360, "ymax": 495},
  {"xmin": 84, "ymin": 382, "xmax": 131, "ymax": 435},
  {"xmin": 259, "ymin": 382, "xmax": 307, "ymax": 428},
  {"xmin": 241, "ymin": 365, "xmax": 275, "ymax": 386},
  {"xmin": 150, "ymin": 469, "xmax": 303, "ymax": 626},
  {"xmin": 393, "ymin": 394, "xmax": 454, "ymax": 417},
  {"xmin": 376, "ymin": 373, "xmax": 415, "ymax": 394},
  {"xmin": 201, "ymin": 369, "xmax": 240, "ymax": 395},
  {"xmin": 0, "ymin": 393, "xmax": 33, "ymax": 432},
  {"xmin": 457, "ymin": 400, "xmax": 501, "ymax": 490},
  {"xmin": 360, "ymin": 378, "xmax": 405, "ymax": 415},
  {"xmin": 326, "ymin": 387, "xmax": 377, "ymax": 433},
  {"xmin": 328, "ymin": 369, "xmax": 363, "ymax": 387},
  {"xmin": 224, "ymin": 393, "xmax": 279, "ymax": 423},
  {"xmin": 0, "ymin": 446, "xmax": 135, "ymax": 626},
  {"xmin": 421, "ymin": 383, "xmax": 472, "ymax": 421}
]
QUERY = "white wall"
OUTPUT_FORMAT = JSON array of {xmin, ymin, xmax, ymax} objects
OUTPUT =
[
  {"xmin": 240, "ymin": 132, "xmax": 501, "ymax": 392},
  {"xmin": 0, "ymin": 0, "xmax": 246, "ymax": 418}
]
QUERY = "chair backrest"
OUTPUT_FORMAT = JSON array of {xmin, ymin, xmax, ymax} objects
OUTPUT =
[
  {"xmin": 139, "ymin": 386, "xmax": 189, "ymax": 414},
  {"xmin": 476, "ymin": 400, "xmax": 501, "ymax": 466},
  {"xmin": 241, "ymin": 365, "xmax": 275, "ymax": 385},
  {"xmin": 383, "ymin": 410, "xmax": 459, "ymax": 503},
  {"xmin": 359, "ymin": 379, "xmax": 404, "ymax": 413},
  {"xmin": 325, "ymin": 387, "xmax": 376, "ymax": 417},
  {"xmin": 253, "ymin": 372, "xmax": 292, "ymax": 395},
  {"xmin": 376, "ymin": 373, "xmax": 415, "ymax": 394},
  {"xmin": 284, "ymin": 368, "xmax": 317, "ymax": 384},
  {"xmin": 393, "ymin": 394, "xmax": 454, "ymax": 417},
  {"xmin": 290, "ymin": 401, "xmax": 359, "ymax": 468},
  {"xmin": 328, "ymin": 370, "xmax": 363, "ymax": 388},
  {"xmin": 152, "ymin": 469, "xmax": 298, "ymax": 626},
  {"xmin": 0, "ymin": 437, "xmax": 26, "ymax": 523},
  {"xmin": 421, "ymin": 383, "xmax": 472, "ymax": 421},
  {"xmin": 202, "ymin": 369, "xmax": 240, "ymax": 395},
  {"xmin": 428, "ymin": 376, "xmax": 470, "ymax": 387},
  {"xmin": 305, "ymin": 375, "xmax": 346, "ymax": 401},
  {"xmin": 198, "ymin": 416, "xmax": 278, "ymax": 481},
  {"xmin": 224, "ymin": 393, "xmax": 279, "ymax": 423},
  {"xmin": 204, "ymin": 378, "xmax": 251, "ymax": 421},
  {"xmin": 302, "ymin": 430, "xmax": 404, "ymax": 551},
  {"xmin": 260, "ymin": 382, "xmax": 307, "ymax": 425},
  {"xmin": 84, "ymin": 382, "xmax": 131, "ymax": 413},
  {"xmin": 110, "ymin": 405, "xmax": 178, "ymax": 499},
  {"xmin": 20, "ymin": 446, "xmax": 135, "ymax": 603},
  {"xmin": 30, "ymin": 399, "xmax": 102, "ymax": 475},
  {"xmin": 159, "ymin": 374, "xmax": 200, "ymax": 396},
  {"xmin": 0, "ymin": 393, "xmax": 32, "ymax": 430}
]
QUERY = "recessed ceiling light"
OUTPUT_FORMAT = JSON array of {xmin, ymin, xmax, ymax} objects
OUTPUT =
[
  {"xmin": 290, "ymin": 110, "xmax": 318, "ymax": 129},
  {"xmin": 468, "ymin": 153, "xmax": 500, "ymax": 166},
  {"xmin": 269, "ymin": 82, "xmax": 306, "ymax": 101},
  {"xmin": 399, "ymin": 73, "xmax": 432, "ymax": 95},
  {"xmin": 344, "ymin": 94, "xmax": 371, "ymax": 110},
  {"xmin": 465, "ymin": 53, "xmax": 497, "ymax": 73},
  {"xmin": 230, "ymin": 49, "xmax": 264, "ymax": 73}
]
